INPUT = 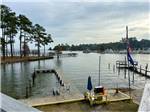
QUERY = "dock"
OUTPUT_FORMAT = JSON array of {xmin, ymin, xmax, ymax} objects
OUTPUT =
[
  {"xmin": 56, "ymin": 53, "xmax": 78, "ymax": 58},
  {"xmin": 107, "ymin": 90, "xmax": 131, "ymax": 102},
  {"xmin": 20, "ymin": 89, "xmax": 131, "ymax": 107},
  {"xmin": 21, "ymin": 68, "xmax": 84, "ymax": 106},
  {"xmin": 21, "ymin": 68, "xmax": 132, "ymax": 107},
  {"xmin": 85, "ymin": 89, "xmax": 131, "ymax": 105},
  {"xmin": 116, "ymin": 61, "xmax": 150, "ymax": 78},
  {"xmin": 20, "ymin": 88, "xmax": 84, "ymax": 107}
]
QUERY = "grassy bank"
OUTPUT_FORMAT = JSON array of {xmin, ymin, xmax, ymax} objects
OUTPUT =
[
  {"xmin": 35, "ymin": 100, "xmax": 138, "ymax": 112},
  {"xmin": 1, "ymin": 56, "xmax": 54, "ymax": 64}
]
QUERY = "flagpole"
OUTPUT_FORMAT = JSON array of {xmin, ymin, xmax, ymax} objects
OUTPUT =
[
  {"xmin": 98, "ymin": 56, "xmax": 101, "ymax": 86},
  {"xmin": 126, "ymin": 26, "xmax": 131, "ymax": 98}
]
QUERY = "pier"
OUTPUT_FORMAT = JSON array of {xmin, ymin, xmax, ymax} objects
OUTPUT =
[
  {"xmin": 22, "ymin": 68, "xmax": 84, "ymax": 106},
  {"xmin": 21, "ymin": 68, "xmax": 131, "ymax": 107},
  {"xmin": 116, "ymin": 61, "xmax": 150, "ymax": 78},
  {"xmin": 20, "ymin": 89, "xmax": 131, "ymax": 107},
  {"xmin": 56, "ymin": 53, "xmax": 78, "ymax": 59}
]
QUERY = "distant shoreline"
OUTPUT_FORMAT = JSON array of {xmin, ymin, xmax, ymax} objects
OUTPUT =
[{"xmin": 1, "ymin": 56, "xmax": 54, "ymax": 64}]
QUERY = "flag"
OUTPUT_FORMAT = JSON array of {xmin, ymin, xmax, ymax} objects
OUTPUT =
[
  {"xmin": 126, "ymin": 26, "xmax": 134, "ymax": 65},
  {"xmin": 127, "ymin": 48, "xmax": 134, "ymax": 65}
]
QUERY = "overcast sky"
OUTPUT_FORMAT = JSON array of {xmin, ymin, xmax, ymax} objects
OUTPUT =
[{"xmin": 3, "ymin": 0, "xmax": 150, "ymax": 49}]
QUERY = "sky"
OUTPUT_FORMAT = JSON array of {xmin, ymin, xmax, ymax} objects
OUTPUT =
[{"xmin": 2, "ymin": 0, "xmax": 150, "ymax": 49}]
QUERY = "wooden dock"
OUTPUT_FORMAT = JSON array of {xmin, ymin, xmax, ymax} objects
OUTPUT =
[
  {"xmin": 21, "ymin": 68, "xmax": 84, "ymax": 106},
  {"xmin": 20, "ymin": 90, "xmax": 84, "ymax": 107},
  {"xmin": 107, "ymin": 90, "xmax": 131, "ymax": 102},
  {"xmin": 20, "ymin": 89, "xmax": 131, "ymax": 107},
  {"xmin": 21, "ymin": 68, "xmax": 132, "ymax": 107},
  {"xmin": 85, "ymin": 89, "xmax": 131, "ymax": 105},
  {"xmin": 116, "ymin": 61, "xmax": 150, "ymax": 78}
]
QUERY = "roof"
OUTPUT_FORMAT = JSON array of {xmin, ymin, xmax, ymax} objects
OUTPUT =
[
  {"xmin": 138, "ymin": 83, "xmax": 150, "ymax": 112},
  {"xmin": 0, "ymin": 93, "xmax": 41, "ymax": 112}
]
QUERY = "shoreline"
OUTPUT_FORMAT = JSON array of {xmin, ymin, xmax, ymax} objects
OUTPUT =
[{"xmin": 1, "ymin": 56, "xmax": 54, "ymax": 64}]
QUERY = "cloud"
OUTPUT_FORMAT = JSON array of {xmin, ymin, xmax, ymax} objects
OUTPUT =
[{"xmin": 3, "ymin": 1, "xmax": 150, "ymax": 49}]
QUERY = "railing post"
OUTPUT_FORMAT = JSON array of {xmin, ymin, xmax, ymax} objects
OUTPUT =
[{"xmin": 140, "ymin": 65, "xmax": 142, "ymax": 73}]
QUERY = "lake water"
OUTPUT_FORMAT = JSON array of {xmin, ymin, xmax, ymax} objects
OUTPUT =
[{"xmin": 1, "ymin": 52, "xmax": 150, "ymax": 99}]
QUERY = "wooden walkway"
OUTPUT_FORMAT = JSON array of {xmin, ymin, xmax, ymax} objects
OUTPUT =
[
  {"xmin": 116, "ymin": 61, "xmax": 150, "ymax": 78},
  {"xmin": 20, "ymin": 89, "xmax": 131, "ymax": 107},
  {"xmin": 20, "ymin": 91, "xmax": 84, "ymax": 107},
  {"xmin": 107, "ymin": 90, "xmax": 131, "ymax": 102}
]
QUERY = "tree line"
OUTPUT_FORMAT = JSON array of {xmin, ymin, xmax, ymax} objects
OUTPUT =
[
  {"xmin": 0, "ymin": 5, "xmax": 53, "ymax": 59},
  {"xmin": 53, "ymin": 37, "xmax": 150, "ymax": 52}
]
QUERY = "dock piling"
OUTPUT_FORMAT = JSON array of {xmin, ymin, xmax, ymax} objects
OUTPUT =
[
  {"xmin": 140, "ymin": 65, "xmax": 142, "ymax": 73},
  {"xmin": 145, "ymin": 64, "xmax": 148, "ymax": 76},
  {"xmin": 113, "ymin": 65, "xmax": 115, "ymax": 73},
  {"xmin": 132, "ymin": 65, "xmax": 135, "ymax": 84},
  {"xmin": 25, "ymin": 86, "xmax": 29, "ymax": 98},
  {"xmin": 108, "ymin": 63, "xmax": 110, "ymax": 69}
]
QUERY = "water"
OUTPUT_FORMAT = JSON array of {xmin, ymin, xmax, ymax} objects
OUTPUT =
[{"xmin": 1, "ymin": 52, "xmax": 150, "ymax": 99}]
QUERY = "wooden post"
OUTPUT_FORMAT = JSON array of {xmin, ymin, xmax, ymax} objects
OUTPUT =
[
  {"xmin": 108, "ymin": 63, "xmax": 110, "ymax": 69},
  {"xmin": 25, "ymin": 86, "xmax": 29, "ymax": 98},
  {"xmin": 29, "ymin": 80, "xmax": 32, "ymax": 94},
  {"xmin": 113, "ymin": 64, "xmax": 115, "ymax": 73},
  {"xmin": 140, "ymin": 65, "xmax": 142, "ymax": 73},
  {"xmin": 145, "ymin": 64, "xmax": 148, "ymax": 76},
  {"xmin": 124, "ymin": 56, "xmax": 127, "ymax": 79},
  {"xmin": 132, "ymin": 65, "xmax": 134, "ymax": 84},
  {"xmin": 118, "ymin": 62, "xmax": 120, "ymax": 76}
]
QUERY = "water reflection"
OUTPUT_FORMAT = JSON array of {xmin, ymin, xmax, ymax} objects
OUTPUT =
[{"xmin": 55, "ymin": 58, "xmax": 62, "ymax": 68}]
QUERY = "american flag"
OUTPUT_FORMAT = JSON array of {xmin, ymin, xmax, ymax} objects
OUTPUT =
[{"xmin": 126, "ymin": 26, "xmax": 134, "ymax": 65}]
